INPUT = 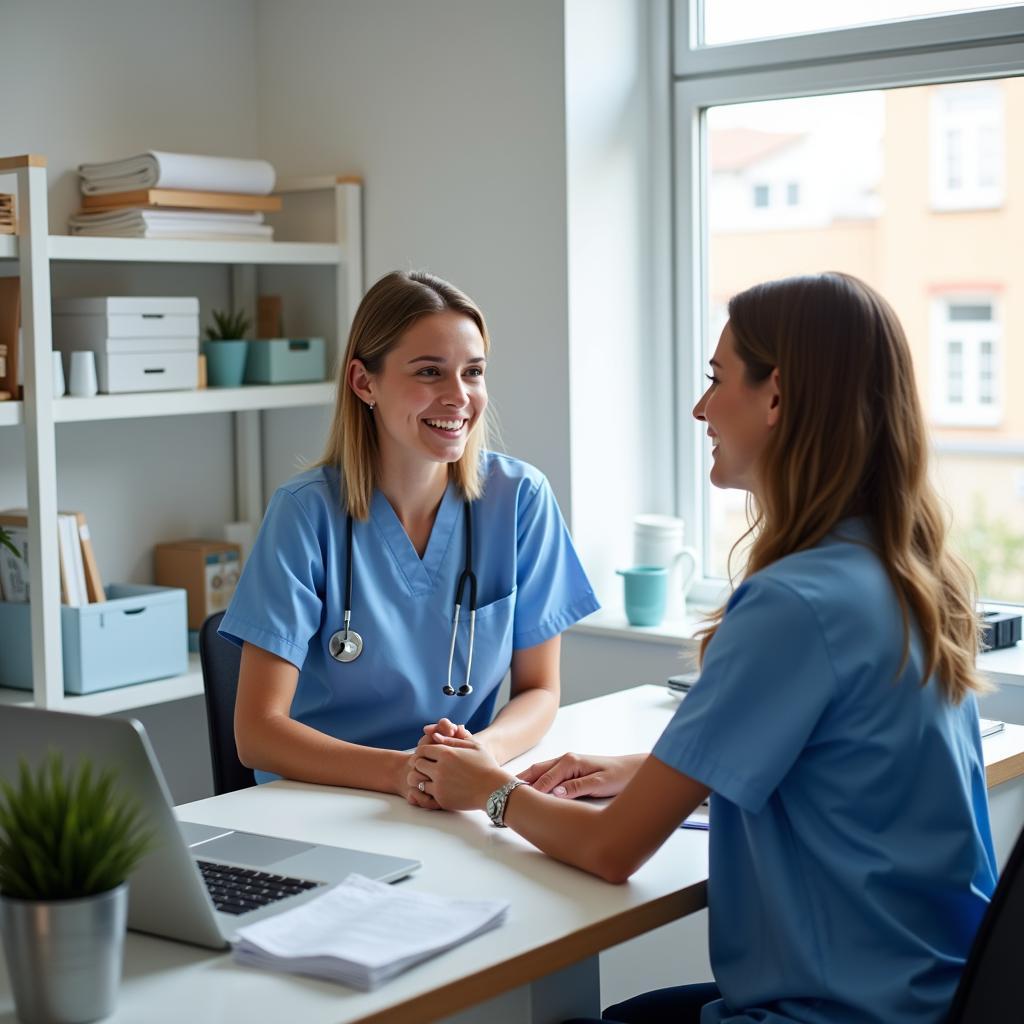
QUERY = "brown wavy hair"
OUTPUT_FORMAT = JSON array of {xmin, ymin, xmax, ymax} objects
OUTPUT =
[
  {"xmin": 699, "ymin": 272, "xmax": 985, "ymax": 704},
  {"xmin": 318, "ymin": 270, "xmax": 491, "ymax": 520}
]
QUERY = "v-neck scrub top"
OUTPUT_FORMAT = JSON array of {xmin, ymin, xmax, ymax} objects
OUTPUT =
[
  {"xmin": 220, "ymin": 452, "xmax": 599, "ymax": 781},
  {"xmin": 652, "ymin": 519, "xmax": 996, "ymax": 1024}
]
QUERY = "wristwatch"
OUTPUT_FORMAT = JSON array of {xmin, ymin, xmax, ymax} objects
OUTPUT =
[{"xmin": 486, "ymin": 779, "xmax": 525, "ymax": 828}]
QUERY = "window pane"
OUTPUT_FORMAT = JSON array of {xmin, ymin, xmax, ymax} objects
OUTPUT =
[
  {"xmin": 704, "ymin": 78, "xmax": 1021, "ymax": 601},
  {"xmin": 702, "ymin": 0, "xmax": 1022, "ymax": 46}
]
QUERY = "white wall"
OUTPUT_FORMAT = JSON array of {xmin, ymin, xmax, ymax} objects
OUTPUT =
[{"xmin": 253, "ymin": 0, "xmax": 574, "ymax": 507}]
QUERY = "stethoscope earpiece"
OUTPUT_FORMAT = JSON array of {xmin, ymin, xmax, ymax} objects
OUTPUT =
[
  {"xmin": 456, "ymin": 684, "xmax": 473, "ymax": 697},
  {"xmin": 442, "ymin": 685, "xmax": 456, "ymax": 696}
]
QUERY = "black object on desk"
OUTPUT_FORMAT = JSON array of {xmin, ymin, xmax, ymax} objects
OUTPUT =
[{"xmin": 981, "ymin": 611, "xmax": 1022, "ymax": 652}]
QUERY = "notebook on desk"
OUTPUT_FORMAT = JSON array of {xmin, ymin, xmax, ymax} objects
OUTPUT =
[{"xmin": 0, "ymin": 706, "xmax": 421, "ymax": 950}]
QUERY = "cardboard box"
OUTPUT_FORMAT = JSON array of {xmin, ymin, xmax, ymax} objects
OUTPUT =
[{"xmin": 154, "ymin": 539, "xmax": 241, "ymax": 630}]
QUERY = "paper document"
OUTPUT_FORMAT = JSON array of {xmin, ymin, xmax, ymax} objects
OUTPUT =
[{"xmin": 232, "ymin": 873, "xmax": 509, "ymax": 991}]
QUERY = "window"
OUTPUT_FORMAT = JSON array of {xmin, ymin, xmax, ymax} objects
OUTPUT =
[
  {"xmin": 672, "ymin": 2, "xmax": 1024, "ymax": 603},
  {"xmin": 930, "ymin": 84, "xmax": 1005, "ymax": 209},
  {"xmin": 700, "ymin": 1, "xmax": 1022, "ymax": 46},
  {"xmin": 931, "ymin": 298, "xmax": 1002, "ymax": 426}
]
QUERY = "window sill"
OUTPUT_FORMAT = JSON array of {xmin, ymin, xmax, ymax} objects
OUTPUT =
[{"xmin": 570, "ymin": 608, "xmax": 1024, "ymax": 687}]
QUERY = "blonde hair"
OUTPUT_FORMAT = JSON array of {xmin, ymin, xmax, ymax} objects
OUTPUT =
[
  {"xmin": 699, "ymin": 272, "xmax": 985, "ymax": 704},
  {"xmin": 318, "ymin": 270, "xmax": 491, "ymax": 520}
]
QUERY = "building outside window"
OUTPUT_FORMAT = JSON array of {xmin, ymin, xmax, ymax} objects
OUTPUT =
[{"xmin": 672, "ymin": 2, "xmax": 1024, "ymax": 604}]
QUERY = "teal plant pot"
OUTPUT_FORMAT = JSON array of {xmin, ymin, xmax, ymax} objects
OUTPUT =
[{"xmin": 203, "ymin": 339, "xmax": 249, "ymax": 388}]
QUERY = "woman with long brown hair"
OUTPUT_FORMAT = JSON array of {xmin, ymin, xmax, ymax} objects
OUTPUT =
[
  {"xmin": 221, "ymin": 270, "xmax": 598, "ymax": 804},
  {"xmin": 412, "ymin": 273, "xmax": 997, "ymax": 1023}
]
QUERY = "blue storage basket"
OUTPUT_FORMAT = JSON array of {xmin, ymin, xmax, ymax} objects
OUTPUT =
[{"xmin": 0, "ymin": 584, "xmax": 188, "ymax": 694}]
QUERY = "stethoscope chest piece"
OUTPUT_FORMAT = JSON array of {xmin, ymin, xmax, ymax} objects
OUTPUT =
[{"xmin": 329, "ymin": 629, "xmax": 363, "ymax": 663}]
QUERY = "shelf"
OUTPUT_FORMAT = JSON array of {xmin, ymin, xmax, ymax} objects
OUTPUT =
[
  {"xmin": 0, "ymin": 653, "xmax": 205, "ymax": 715},
  {"xmin": 53, "ymin": 381, "xmax": 334, "ymax": 423},
  {"xmin": 47, "ymin": 235, "xmax": 343, "ymax": 265},
  {"xmin": 0, "ymin": 400, "xmax": 22, "ymax": 426}
]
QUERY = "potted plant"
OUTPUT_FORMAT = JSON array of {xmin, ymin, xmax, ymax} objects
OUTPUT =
[
  {"xmin": 203, "ymin": 308, "xmax": 251, "ymax": 388},
  {"xmin": 0, "ymin": 752, "xmax": 154, "ymax": 1024},
  {"xmin": 0, "ymin": 525, "xmax": 17, "ymax": 559}
]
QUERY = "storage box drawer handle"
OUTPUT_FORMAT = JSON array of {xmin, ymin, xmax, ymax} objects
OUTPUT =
[
  {"xmin": 141, "ymin": 314, "xmax": 165, "ymax": 319},
  {"xmin": 122, "ymin": 607, "xmax": 146, "ymax": 615},
  {"xmin": 143, "ymin": 368, "xmax": 166, "ymax": 375},
  {"xmin": 288, "ymin": 340, "xmax": 310, "ymax": 351}
]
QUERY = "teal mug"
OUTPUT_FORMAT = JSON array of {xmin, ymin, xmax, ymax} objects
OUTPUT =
[{"xmin": 617, "ymin": 565, "xmax": 669, "ymax": 627}]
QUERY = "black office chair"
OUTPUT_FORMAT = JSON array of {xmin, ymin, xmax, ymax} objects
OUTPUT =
[
  {"xmin": 198, "ymin": 611, "xmax": 255, "ymax": 796},
  {"xmin": 946, "ymin": 823, "xmax": 1024, "ymax": 1021}
]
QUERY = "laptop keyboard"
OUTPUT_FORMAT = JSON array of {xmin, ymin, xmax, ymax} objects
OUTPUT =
[{"xmin": 197, "ymin": 859, "xmax": 324, "ymax": 916}]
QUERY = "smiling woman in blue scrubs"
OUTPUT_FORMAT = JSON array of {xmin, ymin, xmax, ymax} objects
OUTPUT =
[
  {"xmin": 220, "ymin": 270, "xmax": 598, "ymax": 806},
  {"xmin": 413, "ymin": 273, "xmax": 997, "ymax": 1023}
]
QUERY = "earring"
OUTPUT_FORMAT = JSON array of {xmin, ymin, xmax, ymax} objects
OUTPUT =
[{"xmin": 368, "ymin": 401, "xmax": 375, "ymax": 412}]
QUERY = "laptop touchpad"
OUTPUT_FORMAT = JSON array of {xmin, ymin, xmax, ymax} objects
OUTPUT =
[{"xmin": 199, "ymin": 831, "xmax": 317, "ymax": 867}]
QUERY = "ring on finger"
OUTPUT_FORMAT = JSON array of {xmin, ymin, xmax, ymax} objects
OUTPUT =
[{"xmin": 418, "ymin": 781, "xmax": 426, "ymax": 793}]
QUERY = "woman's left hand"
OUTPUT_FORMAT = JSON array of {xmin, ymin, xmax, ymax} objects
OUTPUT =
[{"xmin": 411, "ymin": 732, "xmax": 510, "ymax": 811}]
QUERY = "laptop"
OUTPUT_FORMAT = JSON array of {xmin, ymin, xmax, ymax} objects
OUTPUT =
[{"xmin": 0, "ymin": 706, "xmax": 421, "ymax": 950}]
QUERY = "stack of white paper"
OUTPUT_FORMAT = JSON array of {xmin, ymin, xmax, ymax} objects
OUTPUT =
[
  {"xmin": 68, "ymin": 208, "xmax": 273, "ymax": 240},
  {"xmin": 232, "ymin": 874, "xmax": 509, "ymax": 991}
]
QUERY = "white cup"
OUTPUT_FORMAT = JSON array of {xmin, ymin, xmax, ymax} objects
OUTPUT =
[
  {"xmin": 51, "ymin": 351, "xmax": 66, "ymax": 397},
  {"xmin": 633, "ymin": 514, "xmax": 698, "ymax": 620},
  {"xmin": 68, "ymin": 350, "xmax": 98, "ymax": 397}
]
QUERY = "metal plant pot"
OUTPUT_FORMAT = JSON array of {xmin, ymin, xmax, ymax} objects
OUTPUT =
[{"xmin": 0, "ymin": 883, "xmax": 128, "ymax": 1024}]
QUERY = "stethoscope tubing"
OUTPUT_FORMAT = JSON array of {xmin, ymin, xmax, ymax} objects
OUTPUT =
[{"xmin": 334, "ymin": 499, "xmax": 478, "ymax": 697}]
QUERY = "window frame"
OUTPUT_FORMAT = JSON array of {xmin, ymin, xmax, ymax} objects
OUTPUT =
[{"xmin": 670, "ymin": 1, "xmax": 1024, "ymax": 604}]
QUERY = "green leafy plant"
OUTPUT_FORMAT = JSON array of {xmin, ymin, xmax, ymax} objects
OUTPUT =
[
  {"xmin": 0, "ymin": 526, "xmax": 18, "ymax": 559},
  {"xmin": 205, "ymin": 308, "xmax": 251, "ymax": 341},
  {"xmin": 0, "ymin": 752, "xmax": 155, "ymax": 901}
]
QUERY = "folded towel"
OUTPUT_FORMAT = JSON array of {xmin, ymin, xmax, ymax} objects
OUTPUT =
[
  {"xmin": 232, "ymin": 874, "xmax": 509, "ymax": 991},
  {"xmin": 78, "ymin": 151, "xmax": 276, "ymax": 196}
]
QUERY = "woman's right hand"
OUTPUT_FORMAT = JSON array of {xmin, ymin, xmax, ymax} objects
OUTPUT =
[{"xmin": 517, "ymin": 752, "xmax": 646, "ymax": 799}]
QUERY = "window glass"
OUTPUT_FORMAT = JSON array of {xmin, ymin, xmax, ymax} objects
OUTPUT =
[
  {"xmin": 702, "ymin": 0, "xmax": 1021, "ymax": 46},
  {"xmin": 705, "ymin": 78, "xmax": 1022, "ymax": 601}
]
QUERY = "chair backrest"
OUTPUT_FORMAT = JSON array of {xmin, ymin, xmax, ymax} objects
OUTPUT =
[
  {"xmin": 198, "ymin": 612, "xmax": 255, "ymax": 796},
  {"xmin": 946, "ymin": 823, "xmax": 1024, "ymax": 1022}
]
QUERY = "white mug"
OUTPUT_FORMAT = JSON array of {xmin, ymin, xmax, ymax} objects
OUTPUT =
[
  {"xmin": 68, "ymin": 350, "xmax": 98, "ymax": 397},
  {"xmin": 51, "ymin": 351, "xmax": 66, "ymax": 397},
  {"xmin": 633, "ymin": 514, "xmax": 698, "ymax": 620}
]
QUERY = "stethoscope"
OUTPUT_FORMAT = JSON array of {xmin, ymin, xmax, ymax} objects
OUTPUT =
[{"xmin": 328, "ymin": 500, "xmax": 478, "ymax": 697}]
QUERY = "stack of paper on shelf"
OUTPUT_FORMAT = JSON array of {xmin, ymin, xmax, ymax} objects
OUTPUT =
[
  {"xmin": 68, "ymin": 208, "xmax": 273, "ymax": 241},
  {"xmin": 0, "ymin": 195, "xmax": 15, "ymax": 235},
  {"xmin": 232, "ymin": 874, "xmax": 509, "ymax": 991},
  {"xmin": 52, "ymin": 296, "xmax": 199, "ymax": 394},
  {"xmin": 0, "ymin": 510, "xmax": 104, "ymax": 605},
  {"xmin": 73, "ymin": 151, "xmax": 279, "ymax": 241}
]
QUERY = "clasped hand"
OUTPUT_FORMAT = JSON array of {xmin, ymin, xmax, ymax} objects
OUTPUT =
[{"xmin": 405, "ymin": 718, "xmax": 643, "ymax": 814}]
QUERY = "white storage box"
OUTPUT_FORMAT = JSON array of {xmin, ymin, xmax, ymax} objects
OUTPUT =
[
  {"xmin": 53, "ymin": 296, "xmax": 200, "ymax": 338},
  {"xmin": 52, "ymin": 296, "xmax": 200, "ymax": 393},
  {"xmin": 97, "ymin": 350, "xmax": 198, "ymax": 393}
]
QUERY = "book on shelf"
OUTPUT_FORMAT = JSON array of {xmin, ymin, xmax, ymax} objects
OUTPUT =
[
  {"xmin": 80, "ymin": 188, "xmax": 281, "ymax": 214},
  {"xmin": 0, "ymin": 510, "xmax": 104, "ymax": 606},
  {"xmin": 0, "ymin": 193, "xmax": 14, "ymax": 235}
]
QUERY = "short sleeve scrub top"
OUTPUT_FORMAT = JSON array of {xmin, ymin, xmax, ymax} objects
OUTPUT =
[{"xmin": 220, "ymin": 451, "xmax": 600, "ymax": 782}]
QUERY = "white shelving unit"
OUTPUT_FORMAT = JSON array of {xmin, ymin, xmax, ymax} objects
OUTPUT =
[{"xmin": 0, "ymin": 155, "xmax": 363, "ymax": 714}]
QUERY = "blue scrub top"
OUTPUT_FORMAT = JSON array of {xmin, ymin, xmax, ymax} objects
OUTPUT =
[
  {"xmin": 220, "ymin": 452, "xmax": 599, "ymax": 779},
  {"xmin": 652, "ymin": 519, "xmax": 996, "ymax": 1024}
]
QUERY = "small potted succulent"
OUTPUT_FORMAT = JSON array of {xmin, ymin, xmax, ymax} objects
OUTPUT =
[
  {"xmin": 203, "ymin": 308, "xmax": 252, "ymax": 388},
  {"xmin": 0, "ymin": 753, "xmax": 154, "ymax": 1024}
]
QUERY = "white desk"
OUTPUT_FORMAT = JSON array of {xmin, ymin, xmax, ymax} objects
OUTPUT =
[
  {"xmin": 2, "ymin": 685, "xmax": 1022, "ymax": 1023},
  {"xmin": 0, "ymin": 685, "xmax": 707, "ymax": 1024}
]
